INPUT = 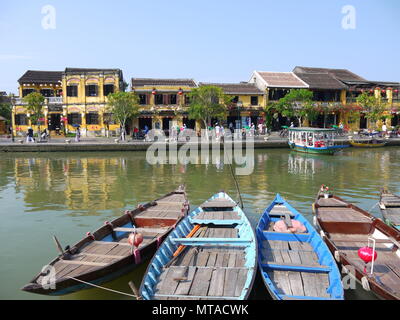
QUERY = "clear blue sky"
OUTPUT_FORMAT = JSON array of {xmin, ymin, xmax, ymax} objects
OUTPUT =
[{"xmin": 1, "ymin": 0, "xmax": 399, "ymax": 94}]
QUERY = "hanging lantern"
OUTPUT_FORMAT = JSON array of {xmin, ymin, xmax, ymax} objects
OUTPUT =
[
  {"xmin": 382, "ymin": 89, "xmax": 386, "ymax": 94},
  {"xmin": 358, "ymin": 246, "xmax": 377, "ymax": 273},
  {"xmin": 152, "ymin": 88, "xmax": 157, "ymax": 95},
  {"xmin": 369, "ymin": 89, "xmax": 374, "ymax": 93},
  {"xmin": 178, "ymin": 88, "xmax": 183, "ymax": 96}
]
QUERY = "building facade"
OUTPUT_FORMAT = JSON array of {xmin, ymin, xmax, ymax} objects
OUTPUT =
[
  {"xmin": 11, "ymin": 66, "xmax": 400, "ymax": 136},
  {"xmin": 199, "ymin": 82, "xmax": 266, "ymax": 129},
  {"xmin": 131, "ymin": 78, "xmax": 198, "ymax": 132},
  {"xmin": 12, "ymin": 68, "xmax": 124, "ymax": 136}
]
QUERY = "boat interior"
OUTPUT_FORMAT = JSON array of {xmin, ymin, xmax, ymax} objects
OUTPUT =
[
  {"xmin": 33, "ymin": 192, "xmax": 186, "ymax": 286},
  {"xmin": 257, "ymin": 200, "xmax": 342, "ymax": 300},
  {"xmin": 141, "ymin": 195, "xmax": 256, "ymax": 300},
  {"xmin": 316, "ymin": 195, "xmax": 400, "ymax": 298}
]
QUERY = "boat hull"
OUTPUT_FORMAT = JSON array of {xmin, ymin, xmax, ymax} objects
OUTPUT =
[
  {"xmin": 256, "ymin": 194, "xmax": 344, "ymax": 300},
  {"xmin": 350, "ymin": 141, "xmax": 386, "ymax": 148},
  {"xmin": 289, "ymin": 143, "xmax": 346, "ymax": 155},
  {"xmin": 313, "ymin": 193, "xmax": 400, "ymax": 300},
  {"xmin": 22, "ymin": 188, "xmax": 189, "ymax": 296},
  {"xmin": 139, "ymin": 192, "xmax": 257, "ymax": 300}
]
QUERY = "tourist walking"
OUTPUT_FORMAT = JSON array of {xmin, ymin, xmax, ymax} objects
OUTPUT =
[
  {"xmin": 26, "ymin": 127, "xmax": 34, "ymax": 143},
  {"xmin": 75, "ymin": 126, "xmax": 81, "ymax": 142}
]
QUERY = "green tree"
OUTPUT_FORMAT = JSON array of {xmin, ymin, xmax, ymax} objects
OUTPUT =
[
  {"xmin": 0, "ymin": 101, "xmax": 12, "ymax": 125},
  {"xmin": 266, "ymin": 89, "xmax": 315, "ymax": 127},
  {"xmin": 106, "ymin": 91, "xmax": 139, "ymax": 141},
  {"xmin": 23, "ymin": 92, "xmax": 45, "ymax": 139},
  {"xmin": 187, "ymin": 85, "xmax": 228, "ymax": 136},
  {"xmin": 356, "ymin": 92, "xmax": 390, "ymax": 129}
]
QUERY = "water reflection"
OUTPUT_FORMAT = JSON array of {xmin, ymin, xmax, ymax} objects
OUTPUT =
[
  {"xmin": 1, "ymin": 149, "xmax": 400, "ymax": 299},
  {"xmin": 0, "ymin": 149, "xmax": 399, "ymax": 217}
]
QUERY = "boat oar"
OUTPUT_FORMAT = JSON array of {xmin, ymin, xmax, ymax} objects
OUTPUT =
[
  {"xmin": 53, "ymin": 235, "xmax": 66, "ymax": 258},
  {"xmin": 128, "ymin": 281, "xmax": 142, "ymax": 300},
  {"xmin": 173, "ymin": 224, "xmax": 201, "ymax": 257}
]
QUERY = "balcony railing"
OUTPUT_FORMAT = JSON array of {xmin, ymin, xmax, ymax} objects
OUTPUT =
[
  {"xmin": 47, "ymin": 97, "xmax": 63, "ymax": 104},
  {"xmin": 14, "ymin": 97, "xmax": 63, "ymax": 105}
]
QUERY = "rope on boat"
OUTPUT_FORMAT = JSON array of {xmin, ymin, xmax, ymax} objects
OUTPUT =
[
  {"xmin": 66, "ymin": 276, "xmax": 138, "ymax": 298},
  {"xmin": 367, "ymin": 202, "xmax": 379, "ymax": 215}
]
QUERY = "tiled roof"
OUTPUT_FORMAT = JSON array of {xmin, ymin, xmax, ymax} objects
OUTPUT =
[
  {"xmin": 132, "ymin": 78, "xmax": 197, "ymax": 88},
  {"xmin": 199, "ymin": 82, "xmax": 264, "ymax": 94},
  {"xmin": 293, "ymin": 66, "xmax": 366, "ymax": 82},
  {"xmin": 65, "ymin": 68, "xmax": 121, "ymax": 74},
  {"xmin": 18, "ymin": 70, "xmax": 62, "ymax": 84},
  {"xmin": 256, "ymin": 72, "xmax": 308, "ymax": 88},
  {"xmin": 294, "ymin": 73, "xmax": 348, "ymax": 90}
]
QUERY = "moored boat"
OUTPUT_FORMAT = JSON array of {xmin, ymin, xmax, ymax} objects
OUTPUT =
[
  {"xmin": 288, "ymin": 127, "xmax": 348, "ymax": 155},
  {"xmin": 313, "ymin": 188, "xmax": 400, "ymax": 300},
  {"xmin": 350, "ymin": 140, "xmax": 386, "ymax": 148},
  {"xmin": 22, "ymin": 186, "xmax": 189, "ymax": 296},
  {"xmin": 139, "ymin": 192, "xmax": 257, "ymax": 300},
  {"xmin": 256, "ymin": 194, "xmax": 343, "ymax": 300},
  {"xmin": 380, "ymin": 189, "xmax": 400, "ymax": 230}
]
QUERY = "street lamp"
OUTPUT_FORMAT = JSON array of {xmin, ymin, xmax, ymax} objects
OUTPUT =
[{"xmin": 237, "ymin": 100, "xmax": 243, "ymax": 130}]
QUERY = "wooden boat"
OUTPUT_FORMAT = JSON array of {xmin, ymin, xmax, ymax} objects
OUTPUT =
[
  {"xmin": 313, "ymin": 189, "xmax": 400, "ymax": 300},
  {"xmin": 256, "ymin": 194, "xmax": 343, "ymax": 300},
  {"xmin": 288, "ymin": 127, "xmax": 349, "ymax": 155},
  {"xmin": 380, "ymin": 189, "xmax": 400, "ymax": 230},
  {"xmin": 22, "ymin": 186, "xmax": 189, "ymax": 296},
  {"xmin": 350, "ymin": 140, "xmax": 386, "ymax": 148},
  {"xmin": 139, "ymin": 192, "xmax": 257, "ymax": 300}
]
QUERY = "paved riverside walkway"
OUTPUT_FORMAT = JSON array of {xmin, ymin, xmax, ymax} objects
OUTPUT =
[{"xmin": 0, "ymin": 133, "xmax": 400, "ymax": 152}]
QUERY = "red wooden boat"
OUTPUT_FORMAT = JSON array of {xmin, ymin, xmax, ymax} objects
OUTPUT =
[
  {"xmin": 313, "ymin": 188, "xmax": 400, "ymax": 300},
  {"xmin": 22, "ymin": 186, "xmax": 189, "ymax": 296}
]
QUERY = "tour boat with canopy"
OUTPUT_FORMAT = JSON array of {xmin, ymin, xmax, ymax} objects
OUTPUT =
[{"xmin": 288, "ymin": 127, "xmax": 348, "ymax": 155}]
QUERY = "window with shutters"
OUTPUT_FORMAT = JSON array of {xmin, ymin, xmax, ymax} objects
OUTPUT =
[
  {"xmin": 67, "ymin": 85, "xmax": 78, "ymax": 97},
  {"xmin": 86, "ymin": 113, "xmax": 99, "ymax": 124},
  {"xmin": 67, "ymin": 113, "xmax": 82, "ymax": 125},
  {"xmin": 85, "ymin": 85, "xmax": 98, "ymax": 97},
  {"xmin": 15, "ymin": 114, "xmax": 28, "ymax": 125},
  {"xmin": 103, "ymin": 84, "xmax": 114, "ymax": 96},
  {"xmin": 251, "ymin": 96, "xmax": 259, "ymax": 106},
  {"xmin": 139, "ymin": 94, "xmax": 147, "ymax": 105},
  {"xmin": 155, "ymin": 94, "xmax": 163, "ymax": 105}
]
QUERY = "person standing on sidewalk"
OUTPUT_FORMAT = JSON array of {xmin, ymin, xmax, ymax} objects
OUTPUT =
[{"xmin": 75, "ymin": 126, "xmax": 81, "ymax": 142}]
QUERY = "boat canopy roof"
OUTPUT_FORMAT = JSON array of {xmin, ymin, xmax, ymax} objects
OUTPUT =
[{"xmin": 288, "ymin": 127, "xmax": 336, "ymax": 132}]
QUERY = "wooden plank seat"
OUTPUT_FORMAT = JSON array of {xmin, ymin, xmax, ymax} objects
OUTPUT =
[
  {"xmin": 318, "ymin": 207, "xmax": 371, "ymax": 223},
  {"xmin": 92, "ymin": 241, "xmax": 132, "ymax": 247},
  {"xmin": 113, "ymin": 227, "xmax": 169, "ymax": 234},
  {"xmin": 155, "ymin": 201, "xmax": 185, "ymax": 205},
  {"xmin": 201, "ymin": 199, "xmax": 236, "ymax": 209},
  {"xmin": 194, "ymin": 211, "xmax": 241, "ymax": 220},
  {"xmin": 75, "ymin": 252, "xmax": 127, "ymax": 259},
  {"xmin": 58, "ymin": 260, "xmax": 109, "ymax": 267},
  {"xmin": 262, "ymin": 261, "xmax": 330, "ymax": 272},
  {"xmin": 317, "ymin": 198, "xmax": 348, "ymax": 207}
]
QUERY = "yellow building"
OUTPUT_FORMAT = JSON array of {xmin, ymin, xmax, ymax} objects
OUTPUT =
[
  {"xmin": 131, "ymin": 78, "xmax": 197, "ymax": 131},
  {"xmin": 12, "ymin": 68, "xmax": 124, "ymax": 137},
  {"xmin": 62, "ymin": 68, "xmax": 124, "ymax": 136},
  {"xmin": 199, "ymin": 82, "xmax": 266, "ymax": 129}
]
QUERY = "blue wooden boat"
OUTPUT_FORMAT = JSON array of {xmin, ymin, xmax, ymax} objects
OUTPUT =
[
  {"xmin": 256, "ymin": 194, "xmax": 344, "ymax": 300},
  {"xmin": 139, "ymin": 192, "xmax": 257, "ymax": 300}
]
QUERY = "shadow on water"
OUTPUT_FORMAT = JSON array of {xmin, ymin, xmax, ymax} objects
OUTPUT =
[{"xmin": 1, "ymin": 148, "xmax": 398, "ymax": 299}]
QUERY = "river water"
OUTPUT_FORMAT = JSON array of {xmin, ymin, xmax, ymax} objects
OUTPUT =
[{"xmin": 1, "ymin": 148, "xmax": 399, "ymax": 300}]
